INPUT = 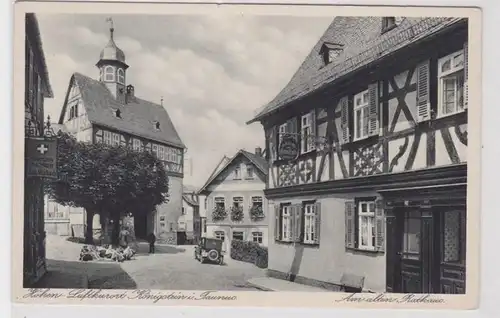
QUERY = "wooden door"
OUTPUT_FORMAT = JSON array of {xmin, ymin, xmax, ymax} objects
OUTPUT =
[{"xmin": 390, "ymin": 208, "xmax": 433, "ymax": 293}]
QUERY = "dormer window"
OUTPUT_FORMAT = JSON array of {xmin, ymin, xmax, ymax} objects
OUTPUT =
[
  {"xmin": 382, "ymin": 17, "xmax": 403, "ymax": 34},
  {"xmin": 115, "ymin": 109, "xmax": 121, "ymax": 118},
  {"xmin": 319, "ymin": 42, "xmax": 344, "ymax": 66},
  {"xmin": 117, "ymin": 68, "xmax": 125, "ymax": 85},
  {"xmin": 154, "ymin": 121, "xmax": 160, "ymax": 130},
  {"xmin": 104, "ymin": 66, "xmax": 115, "ymax": 82}
]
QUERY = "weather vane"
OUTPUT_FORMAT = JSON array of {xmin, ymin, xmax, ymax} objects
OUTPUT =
[{"xmin": 105, "ymin": 17, "xmax": 114, "ymax": 30}]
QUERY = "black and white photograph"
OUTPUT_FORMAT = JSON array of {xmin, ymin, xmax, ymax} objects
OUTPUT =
[{"xmin": 16, "ymin": 2, "xmax": 481, "ymax": 308}]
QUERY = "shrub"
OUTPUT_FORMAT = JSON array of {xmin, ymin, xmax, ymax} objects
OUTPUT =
[
  {"xmin": 230, "ymin": 239, "xmax": 268, "ymax": 269},
  {"xmin": 212, "ymin": 205, "xmax": 227, "ymax": 221},
  {"xmin": 230, "ymin": 205, "xmax": 244, "ymax": 222},
  {"xmin": 249, "ymin": 205, "xmax": 265, "ymax": 221}
]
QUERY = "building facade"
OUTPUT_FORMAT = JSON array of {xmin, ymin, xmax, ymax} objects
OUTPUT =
[
  {"xmin": 178, "ymin": 187, "xmax": 201, "ymax": 244},
  {"xmin": 248, "ymin": 17, "xmax": 468, "ymax": 294},
  {"xmin": 47, "ymin": 20, "xmax": 185, "ymax": 243},
  {"xmin": 198, "ymin": 149, "xmax": 269, "ymax": 250},
  {"xmin": 24, "ymin": 13, "xmax": 54, "ymax": 286}
]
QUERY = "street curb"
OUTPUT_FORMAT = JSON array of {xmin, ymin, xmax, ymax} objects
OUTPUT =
[{"xmin": 245, "ymin": 281, "xmax": 275, "ymax": 291}]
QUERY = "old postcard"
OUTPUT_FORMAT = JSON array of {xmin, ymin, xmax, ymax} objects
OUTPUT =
[{"xmin": 12, "ymin": 0, "xmax": 482, "ymax": 310}]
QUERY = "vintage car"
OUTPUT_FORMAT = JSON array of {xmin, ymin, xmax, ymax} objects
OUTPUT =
[{"xmin": 194, "ymin": 237, "xmax": 224, "ymax": 264}]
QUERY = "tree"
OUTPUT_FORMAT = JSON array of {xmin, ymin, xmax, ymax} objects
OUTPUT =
[{"xmin": 45, "ymin": 132, "xmax": 169, "ymax": 244}]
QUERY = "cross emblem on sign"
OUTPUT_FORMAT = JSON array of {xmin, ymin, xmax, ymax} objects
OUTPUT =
[{"xmin": 37, "ymin": 144, "xmax": 49, "ymax": 154}]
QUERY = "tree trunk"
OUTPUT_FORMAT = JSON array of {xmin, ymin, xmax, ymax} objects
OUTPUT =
[{"xmin": 85, "ymin": 209, "xmax": 94, "ymax": 244}]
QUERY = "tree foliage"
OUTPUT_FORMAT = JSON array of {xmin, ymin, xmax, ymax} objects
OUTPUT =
[{"xmin": 45, "ymin": 132, "xmax": 170, "ymax": 241}]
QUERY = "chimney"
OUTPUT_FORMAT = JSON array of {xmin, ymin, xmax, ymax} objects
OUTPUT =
[
  {"xmin": 125, "ymin": 84, "xmax": 135, "ymax": 103},
  {"xmin": 255, "ymin": 147, "xmax": 262, "ymax": 157}
]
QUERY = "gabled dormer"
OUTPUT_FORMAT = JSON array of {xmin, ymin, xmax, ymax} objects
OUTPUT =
[
  {"xmin": 381, "ymin": 17, "xmax": 404, "ymax": 34},
  {"xmin": 319, "ymin": 42, "xmax": 344, "ymax": 66}
]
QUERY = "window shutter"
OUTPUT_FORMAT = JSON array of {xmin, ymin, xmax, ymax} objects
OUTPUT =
[
  {"xmin": 274, "ymin": 205, "xmax": 281, "ymax": 241},
  {"xmin": 314, "ymin": 202, "xmax": 321, "ymax": 244},
  {"xmin": 463, "ymin": 41, "xmax": 469, "ymax": 109},
  {"xmin": 287, "ymin": 117, "xmax": 299, "ymax": 145},
  {"xmin": 310, "ymin": 110, "xmax": 317, "ymax": 150},
  {"xmin": 368, "ymin": 82, "xmax": 379, "ymax": 136},
  {"xmin": 345, "ymin": 201, "xmax": 355, "ymax": 248},
  {"xmin": 339, "ymin": 96, "xmax": 350, "ymax": 144},
  {"xmin": 293, "ymin": 204, "xmax": 303, "ymax": 242},
  {"xmin": 374, "ymin": 199, "xmax": 385, "ymax": 252},
  {"xmin": 416, "ymin": 60, "xmax": 431, "ymax": 122},
  {"xmin": 267, "ymin": 126, "xmax": 277, "ymax": 162}
]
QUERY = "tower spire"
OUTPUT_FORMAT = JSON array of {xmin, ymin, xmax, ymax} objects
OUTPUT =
[{"xmin": 106, "ymin": 17, "xmax": 114, "ymax": 40}]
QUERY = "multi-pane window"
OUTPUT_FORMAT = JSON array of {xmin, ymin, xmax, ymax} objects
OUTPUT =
[
  {"xmin": 103, "ymin": 131, "xmax": 112, "ymax": 145},
  {"xmin": 281, "ymin": 205, "xmax": 293, "ymax": 241},
  {"xmin": 303, "ymin": 203, "xmax": 316, "ymax": 244},
  {"xmin": 117, "ymin": 68, "xmax": 125, "ymax": 84},
  {"xmin": 301, "ymin": 112, "xmax": 313, "ymax": 153},
  {"xmin": 215, "ymin": 197, "xmax": 225, "ymax": 210},
  {"xmin": 246, "ymin": 166, "xmax": 254, "ymax": 179},
  {"xmin": 215, "ymin": 231, "xmax": 225, "ymax": 241},
  {"xmin": 234, "ymin": 166, "xmax": 241, "ymax": 179},
  {"xmin": 252, "ymin": 232, "xmax": 263, "ymax": 244},
  {"xmin": 46, "ymin": 200, "xmax": 65, "ymax": 219},
  {"xmin": 438, "ymin": 50, "xmax": 465, "ymax": 117},
  {"xmin": 252, "ymin": 196, "xmax": 263, "ymax": 209},
  {"xmin": 232, "ymin": 231, "xmax": 244, "ymax": 241},
  {"xmin": 358, "ymin": 201, "xmax": 376, "ymax": 250},
  {"xmin": 104, "ymin": 66, "xmax": 115, "ymax": 82},
  {"xmin": 132, "ymin": 138, "xmax": 142, "ymax": 151},
  {"xmin": 354, "ymin": 89, "xmax": 370, "ymax": 140},
  {"xmin": 112, "ymin": 133, "xmax": 120, "ymax": 146},
  {"xmin": 278, "ymin": 123, "xmax": 287, "ymax": 145},
  {"xmin": 181, "ymin": 207, "xmax": 186, "ymax": 215},
  {"xmin": 232, "ymin": 197, "xmax": 243, "ymax": 209}
]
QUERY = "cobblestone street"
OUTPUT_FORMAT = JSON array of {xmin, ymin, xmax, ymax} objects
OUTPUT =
[{"xmin": 45, "ymin": 235, "xmax": 265, "ymax": 291}]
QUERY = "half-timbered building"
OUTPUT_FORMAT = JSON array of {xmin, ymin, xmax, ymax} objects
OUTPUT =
[
  {"xmin": 247, "ymin": 17, "xmax": 468, "ymax": 294},
  {"xmin": 51, "ymin": 21, "xmax": 186, "ymax": 244},
  {"xmin": 24, "ymin": 13, "xmax": 54, "ymax": 286}
]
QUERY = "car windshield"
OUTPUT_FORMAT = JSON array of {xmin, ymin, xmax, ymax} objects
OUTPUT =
[{"xmin": 204, "ymin": 239, "xmax": 221, "ymax": 249}]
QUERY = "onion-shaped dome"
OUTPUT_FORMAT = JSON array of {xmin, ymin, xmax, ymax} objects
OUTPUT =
[{"xmin": 99, "ymin": 27, "xmax": 126, "ymax": 63}]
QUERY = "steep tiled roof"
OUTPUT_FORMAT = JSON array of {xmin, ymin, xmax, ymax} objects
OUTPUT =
[
  {"xmin": 248, "ymin": 16, "xmax": 462, "ymax": 123},
  {"xmin": 197, "ymin": 150, "xmax": 269, "ymax": 194},
  {"xmin": 66, "ymin": 72, "xmax": 185, "ymax": 148},
  {"xmin": 26, "ymin": 13, "xmax": 53, "ymax": 98}
]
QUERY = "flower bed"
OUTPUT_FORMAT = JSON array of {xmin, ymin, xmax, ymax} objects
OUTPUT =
[
  {"xmin": 230, "ymin": 239, "xmax": 268, "ymax": 269},
  {"xmin": 79, "ymin": 245, "xmax": 136, "ymax": 262}
]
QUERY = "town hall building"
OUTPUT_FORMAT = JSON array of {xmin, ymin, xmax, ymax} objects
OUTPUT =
[{"xmin": 46, "ymin": 19, "xmax": 185, "ymax": 244}]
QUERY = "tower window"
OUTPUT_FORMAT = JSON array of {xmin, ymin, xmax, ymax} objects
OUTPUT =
[
  {"xmin": 117, "ymin": 68, "xmax": 125, "ymax": 85},
  {"xmin": 104, "ymin": 66, "xmax": 115, "ymax": 82}
]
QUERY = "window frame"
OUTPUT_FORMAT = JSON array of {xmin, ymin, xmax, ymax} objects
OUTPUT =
[
  {"xmin": 357, "ymin": 200, "xmax": 376, "ymax": 251},
  {"xmin": 214, "ymin": 196, "xmax": 225, "ymax": 210},
  {"xmin": 353, "ymin": 89, "xmax": 371, "ymax": 141},
  {"xmin": 303, "ymin": 203, "xmax": 316, "ymax": 244},
  {"xmin": 301, "ymin": 112, "xmax": 314, "ymax": 153},
  {"xmin": 117, "ymin": 68, "xmax": 125, "ymax": 85},
  {"xmin": 252, "ymin": 232, "xmax": 263, "ymax": 244},
  {"xmin": 215, "ymin": 230, "xmax": 225, "ymax": 241},
  {"xmin": 278, "ymin": 123, "xmax": 287, "ymax": 146},
  {"xmin": 246, "ymin": 166, "xmax": 254, "ymax": 179},
  {"xmin": 234, "ymin": 165, "xmax": 241, "ymax": 180},
  {"xmin": 437, "ymin": 49, "xmax": 465, "ymax": 118},
  {"xmin": 232, "ymin": 231, "xmax": 244, "ymax": 241},
  {"xmin": 281, "ymin": 205, "xmax": 293, "ymax": 242},
  {"xmin": 104, "ymin": 66, "xmax": 115, "ymax": 82}
]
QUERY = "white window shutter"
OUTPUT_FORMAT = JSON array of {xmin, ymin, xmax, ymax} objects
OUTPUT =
[
  {"xmin": 464, "ymin": 41, "xmax": 469, "ymax": 109},
  {"xmin": 310, "ymin": 109, "xmax": 317, "ymax": 151},
  {"xmin": 368, "ymin": 82, "xmax": 379, "ymax": 136},
  {"xmin": 416, "ymin": 60, "xmax": 431, "ymax": 122},
  {"xmin": 339, "ymin": 96, "xmax": 350, "ymax": 144}
]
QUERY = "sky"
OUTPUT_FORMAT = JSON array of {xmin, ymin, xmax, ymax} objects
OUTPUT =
[{"xmin": 37, "ymin": 14, "xmax": 332, "ymax": 188}]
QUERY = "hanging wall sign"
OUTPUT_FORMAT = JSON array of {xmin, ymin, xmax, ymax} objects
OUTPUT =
[
  {"xmin": 278, "ymin": 134, "xmax": 299, "ymax": 161},
  {"xmin": 25, "ymin": 137, "xmax": 58, "ymax": 179}
]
